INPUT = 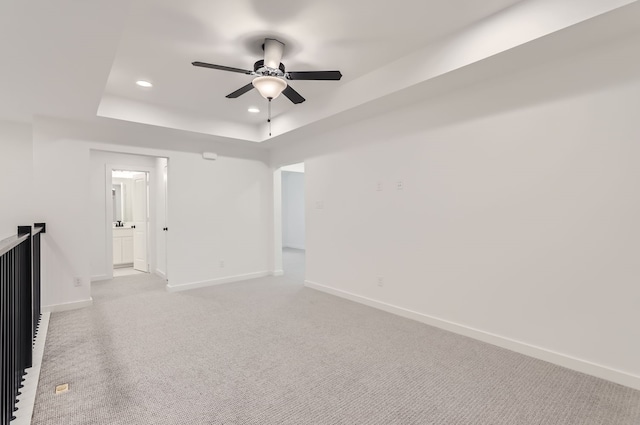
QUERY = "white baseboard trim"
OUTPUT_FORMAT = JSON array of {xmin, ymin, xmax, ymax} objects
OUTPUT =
[
  {"xmin": 271, "ymin": 270, "xmax": 284, "ymax": 276},
  {"xmin": 304, "ymin": 280, "xmax": 640, "ymax": 391},
  {"xmin": 91, "ymin": 274, "xmax": 110, "ymax": 282},
  {"xmin": 42, "ymin": 298, "xmax": 93, "ymax": 313},
  {"xmin": 13, "ymin": 312, "xmax": 50, "ymax": 425},
  {"xmin": 166, "ymin": 271, "xmax": 270, "ymax": 293},
  {"xmin": 155, "ymin": 269, "xmax": 167, "ymax": 279}
]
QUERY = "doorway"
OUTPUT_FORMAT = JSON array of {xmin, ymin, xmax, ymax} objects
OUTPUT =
[
  {"xmin": 91, "ymin": 151, "xmax": 169, "ymax": 285},
  {"xmin": 280, "ymin": 163, "xmax": 305, "ymax": 277},
  {"xmin": 111, "ymin": 169, "xmax": 149, "ymax": 276}
]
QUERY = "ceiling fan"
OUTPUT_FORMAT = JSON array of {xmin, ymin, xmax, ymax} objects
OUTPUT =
[{"xmin": 192, "ymin": 38, "xmax": 342, "ymax": 105}]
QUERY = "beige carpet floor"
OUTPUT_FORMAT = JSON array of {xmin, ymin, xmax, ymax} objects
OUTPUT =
[{"xmin": 32, "ymin": 249, "xmax": 640, "ymax": 424}]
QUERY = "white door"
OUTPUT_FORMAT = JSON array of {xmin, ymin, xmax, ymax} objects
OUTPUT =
[
  {"xmin": 163, "ymin": 164, "xmax": 169, "ymax": 279},
  {"xmin": 133, "ymin": 173, "xmax": 149, "ymax": 272},
  {"xmin": 156, "ymin": 163, "xmax": 169, "ymax": 280}
]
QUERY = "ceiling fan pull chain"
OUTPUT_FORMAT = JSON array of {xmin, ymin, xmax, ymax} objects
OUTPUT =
[{"xmin": 268, "ymin": 98, "xmax": 272, "ymax": 137}]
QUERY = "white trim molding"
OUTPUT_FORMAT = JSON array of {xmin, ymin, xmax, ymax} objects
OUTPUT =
[
  {"xmin": 42, "ymin": 297, "xmax": 94, "ymax": 313},
  {"xmin": 304, "ymin": 280, "xmax": 640, "ymax": 391},
  {"xmin": 166, "ymin": 271, "xmax": 269, "ymax": 293},
  {"xmin": 270, "ymin": 270, "xmax": 284, "ymax": 277}
]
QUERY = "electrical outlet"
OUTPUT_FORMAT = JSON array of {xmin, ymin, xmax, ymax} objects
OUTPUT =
[
  {"xmin": 396, "ymin": 181, "xmax": 404, "ymax": 190},
  {"xmin": 377, "ymin": 277, "xmax": 384, "ymax": 287},
  {"xmin": 219, "ymin": 260, "xmax": 225, "ymax": 268},
  {"xmin": 315, "ymin": 201, "xmax": 324, "ymax": 210},
  {"xmin": 376, "ymin": 182, "xmax": 383, "ymax": 191},
  {"xmin": 73, "ymin": 277, "xmax": 82, "ymax": 287}
]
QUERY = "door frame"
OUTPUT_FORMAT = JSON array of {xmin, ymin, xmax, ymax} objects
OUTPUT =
[
  {"xmin": 104, "ymin": 164, "xmax": 154, "ymax": 280},
  {"xmin": 272, "ymin": 168, "xmax": 284, "ymax": 275},
  {"xmin": 272, "ymin": 162, "xmax": 306, "ymax": 275}
]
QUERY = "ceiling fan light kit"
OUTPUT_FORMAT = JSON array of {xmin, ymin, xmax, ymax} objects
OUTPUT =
[
  {"xmin": 192, "ymin": 37, "xmax": 342, "ymax": 136},
  {"xmin": 252, "ymin": 76, "xmax": 287, "ymax": 100}
]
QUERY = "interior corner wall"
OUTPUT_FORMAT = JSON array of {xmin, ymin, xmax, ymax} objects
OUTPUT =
[
  {"xmin": 0, "ymin": 120, "xmax": 33, "ymax": 240},
  {"xmin": 281, "ymin": 171, "xmax": 305, "ymax": 250},
  {"xmin": 271, "ymin": 37, "xmax": 640, "ymax": 387}
]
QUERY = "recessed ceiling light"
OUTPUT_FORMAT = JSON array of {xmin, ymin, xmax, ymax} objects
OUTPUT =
[
  {"xmin": 248, "ymin": 107, "xmax": 260, "ymax": 113},
  {"xmin": 136, "ymin": 80, "xmax": 153, "ymax": 88}
]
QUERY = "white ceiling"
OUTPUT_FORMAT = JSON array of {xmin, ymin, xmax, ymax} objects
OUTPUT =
[
  {"xmin": 101, "ymin": 0, "xmax": 520, "ymax": 126},
  {"xmin": 1, "ymin": 0, "xmax": 639, "ymax": 146}
]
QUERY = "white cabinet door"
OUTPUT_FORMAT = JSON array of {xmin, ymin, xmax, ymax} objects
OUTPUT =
[
  {"xmin": 113, "ymin": 237, "xmax": 123, "ymax": 264},
  {"xmin": 122, "ymin": 237, "xmax": 134, "ymax": 264},
  {"xmin": 113, "ymin": 227, "xmax": 134, "ymax": 266}
]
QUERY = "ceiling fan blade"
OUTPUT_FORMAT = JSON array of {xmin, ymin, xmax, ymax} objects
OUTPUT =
[
  {"xmin": 192, "ymin": 61, "xmax": 253, "ymax": 75},
  {"xmin": 286, "ymin": 70, "xmax": 342, "ymax": 81},
  {"xmin": 263, "ymin": 38, "xmax": 284, "ymax": 69},
  {"xmin": 282, "ymin": 85, "xmax": 305, "ymax": 104},
  {"xmin": 226, "ymin": 83, "xmax": 255, "ymax": 98}
]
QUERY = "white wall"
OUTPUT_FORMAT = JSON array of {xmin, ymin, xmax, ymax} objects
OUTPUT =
[
  {"xmin": 33, "ymin": 119, "xmax": 272, "ymax": 308},
  {"xmin": 167, "ymin": 151, "xmax": 271, "ymax": 289},
  {"xmin": 281, "ymin": 171, "xmax": 305, "ymax": 250},
  {"xmin": 33, "ymin": 131, "xmax": 92, "ymax": 309},
  {"xmin": 0, "ymin": 120, "xmax": 33, "ymax": 240},
  {"xmin": 271, "ymin": 33, "xmax": 640, "ymax": 388}
]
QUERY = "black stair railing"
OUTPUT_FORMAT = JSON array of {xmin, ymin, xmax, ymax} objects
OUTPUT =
[{"xmin": 0, "ymin": 223, "xmax": 45, "ymax": 424}]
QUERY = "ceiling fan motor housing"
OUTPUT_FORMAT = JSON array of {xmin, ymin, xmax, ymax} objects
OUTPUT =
[{"xmin": 254, "ymin": 60, "xmax": 286, "ymax": 77}]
